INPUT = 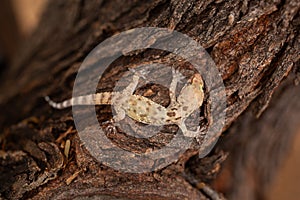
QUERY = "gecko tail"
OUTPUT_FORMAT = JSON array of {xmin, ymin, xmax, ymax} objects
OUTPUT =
[
  {"xmin": 44, "ymin": 96, "xmax": 71, "ymax": 109},
  {"xmin": 45, "ymin": 93, "xmax": 114, "ymax": 109}
]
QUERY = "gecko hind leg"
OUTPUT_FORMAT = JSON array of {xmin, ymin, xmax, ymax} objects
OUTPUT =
[
  {"xmin": 122, "ymin": 67, "xmax": 148, "ymax": 95},
  {"xmin": 112, "ymin": 68, "xmax": 147, "ymax": 123},
  {"xmin": 128, "ymin": 67, "xmax": 148, "ymax": 80},
  {"xmin": 112, "ymin": 106, "xmax": 126, "ymax": 122}
]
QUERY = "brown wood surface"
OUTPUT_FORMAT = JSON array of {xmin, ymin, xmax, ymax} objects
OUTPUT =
[{"xmin": 0, "ymin": 0, "xmax": 299, "ymax": 199}]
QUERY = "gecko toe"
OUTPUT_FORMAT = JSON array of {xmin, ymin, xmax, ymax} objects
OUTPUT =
[
  {"xmin": 171, "ymin": 68, "xmax": 185, "ymax": 83},
  {"xmin": 128, "ymin": 67, "xmax": 148, "ymax": 79}
]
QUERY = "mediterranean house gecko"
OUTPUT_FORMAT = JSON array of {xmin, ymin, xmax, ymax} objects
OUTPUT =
[{"xmin": 45, "ymin": 68, "xmax": 204, "ymax": 138}]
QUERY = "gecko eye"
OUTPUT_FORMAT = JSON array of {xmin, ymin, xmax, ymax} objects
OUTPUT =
[{"xmin": 192, "ymin": 74, "xmax": 204, "ymax": 89}]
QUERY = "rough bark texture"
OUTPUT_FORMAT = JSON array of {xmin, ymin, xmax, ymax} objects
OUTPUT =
[{"xmin": 0, "ymin": 0, "xmax": 299, "ymax": 199}]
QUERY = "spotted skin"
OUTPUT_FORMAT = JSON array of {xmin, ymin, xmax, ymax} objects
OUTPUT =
[{"xmin": 45, "ymin": 68, "xmax": 204, "ymax": 138}]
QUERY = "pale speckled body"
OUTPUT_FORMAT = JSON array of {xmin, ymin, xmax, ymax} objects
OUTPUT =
[{"xmin": 45, "ymin": 69, "xmax": 204, "ymax": 137}]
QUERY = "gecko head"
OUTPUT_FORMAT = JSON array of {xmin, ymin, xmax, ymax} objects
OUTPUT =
[{"xmin": 191, "ymin": 74, "xmax": 204, "ymax": 90}]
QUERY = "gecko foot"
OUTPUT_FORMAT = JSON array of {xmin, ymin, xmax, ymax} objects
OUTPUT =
[
  {"xmin": 183, "ymin": 126, "xmax": 203, "ymax": 138},
  {"xmin": 101, "ymin": 119, "xmax": 118, "ymax": 134},
  {"xmin": 171, "ymin": 67, "xmax": 185, "ymax": 83},
  {"xmin": 128, "ymin": 67, "xmax": 148, "ymax": 80}
]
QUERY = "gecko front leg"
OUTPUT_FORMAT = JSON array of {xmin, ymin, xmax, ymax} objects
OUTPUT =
[
  {"xmin": 168, "ymin": 68, "xmax": 185, "ymax": 107},
  {"xmin": 169, "ymin": 71, "xmax": 205, "ymax": 138},
  {"xmin": 178, "ymin": 122, "xmax": 202, "ymax": 138}
]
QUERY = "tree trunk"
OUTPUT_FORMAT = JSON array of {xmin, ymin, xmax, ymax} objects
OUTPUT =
[{"xmin": 0, "ymin": 0, "xmax": 299, "ymax": 199}]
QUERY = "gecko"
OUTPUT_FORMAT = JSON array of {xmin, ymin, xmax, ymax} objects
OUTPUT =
[{"xmin": 45, "ymin": 68, "xmax": 204, "ymax": 138}]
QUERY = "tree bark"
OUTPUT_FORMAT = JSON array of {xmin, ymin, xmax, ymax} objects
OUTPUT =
[{"xmin": 0, "ymin": 0, "xmax": 299, "ymax": 199}]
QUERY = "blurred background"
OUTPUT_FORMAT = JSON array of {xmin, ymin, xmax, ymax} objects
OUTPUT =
[
  {"xmin": 0, "ymin": 0, "xmax": 47, "ymax": 64},
  {"xmin": 0, "ymin": 0, "xmax": 298, "ymax": 199}
]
